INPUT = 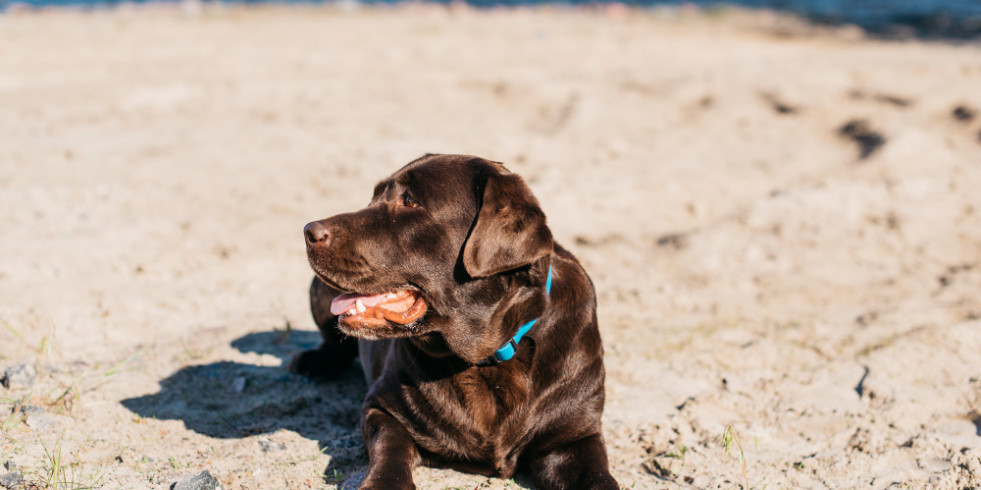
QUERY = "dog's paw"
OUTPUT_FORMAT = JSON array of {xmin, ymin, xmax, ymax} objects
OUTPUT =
[
  {"xmin": 583, "ymin": 472, "xmax": 620, "ymax": 490},
  {"xmin": 287, "ymin": 349, "xmax": 314, "ymax": 375},
  {"xmin": 359, "ymin": 477, "xmax": 415, "ymax": 490}
]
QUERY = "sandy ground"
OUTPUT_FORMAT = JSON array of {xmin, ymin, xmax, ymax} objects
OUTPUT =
[{"xmin": 1, "ymin": 4, "xmax": 981, "ymax": 489}]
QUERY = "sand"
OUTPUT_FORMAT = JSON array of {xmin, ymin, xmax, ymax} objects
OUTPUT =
[{"xmin": 1, "ymin": 4, "xmax": 980, "ymax": 488}]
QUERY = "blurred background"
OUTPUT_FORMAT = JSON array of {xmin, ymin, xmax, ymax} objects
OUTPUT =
[
  {"xmin": 1, "ymin": 0, "xmax": 980, "ymax": 488},
  {"xmin": 6, "ymin": 0, "xmax": 981, "ymax": 38}
]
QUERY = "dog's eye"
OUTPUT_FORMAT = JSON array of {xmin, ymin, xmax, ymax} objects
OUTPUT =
[{"xmin": 402, "ymin": 193, "xmax": 419, "ymax": 208}]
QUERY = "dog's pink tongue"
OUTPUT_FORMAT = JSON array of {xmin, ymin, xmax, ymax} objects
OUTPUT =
[{"xmin": 330, "ymin": 293, "xmax": 386, "ymax": 316}]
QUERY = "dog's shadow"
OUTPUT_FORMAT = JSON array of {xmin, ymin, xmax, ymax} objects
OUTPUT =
[{"xmin": 120, "ymin": 330, "xmax": 368, "ymax": 484}]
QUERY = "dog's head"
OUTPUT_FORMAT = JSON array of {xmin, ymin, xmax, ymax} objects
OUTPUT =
[{"xmin": 304, "ymin": 154, "xmax": 554, "ymax": 362}]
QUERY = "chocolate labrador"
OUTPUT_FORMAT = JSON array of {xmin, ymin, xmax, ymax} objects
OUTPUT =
[{"xmin": 293, "ymin": 154, "xmax": 618, "ymax": 489}]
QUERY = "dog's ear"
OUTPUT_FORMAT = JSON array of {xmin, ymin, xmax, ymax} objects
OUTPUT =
[{"xmin": 462, "ymin": 171, "xmax": 553, "ymax": 278}]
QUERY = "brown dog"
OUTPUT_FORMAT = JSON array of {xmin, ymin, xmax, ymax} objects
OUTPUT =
[{"xmin": 293, "ymin": 154, "xmax": 618, "ymax": 489}]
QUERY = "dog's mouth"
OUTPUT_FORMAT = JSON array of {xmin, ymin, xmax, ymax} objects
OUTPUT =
[{"xmin": 330, "ymin": 289, "xmax": 428, "ymax": 327}]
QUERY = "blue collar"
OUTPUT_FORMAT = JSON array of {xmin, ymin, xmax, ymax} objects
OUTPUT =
[{"xmin": 481, "ymin": 265, "xmax": 553, "ymax": 365}]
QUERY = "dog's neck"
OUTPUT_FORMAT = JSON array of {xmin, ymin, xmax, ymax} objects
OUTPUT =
[
  {"xmin": 477, "ymin": 264, "xmax": 552, "ymax": 366},
  {"xmin": 407, "ymin": 260, "xmax": 553, "ymax": 366}
]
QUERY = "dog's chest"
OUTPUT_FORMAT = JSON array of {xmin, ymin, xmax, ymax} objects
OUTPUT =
[
  {"xmin": 407, "ymin": 362, "xmax": 533, "ymax": 471},
  {"xmin": 455, "ymin": 367, "xmax": 530, "ymax": 434}
]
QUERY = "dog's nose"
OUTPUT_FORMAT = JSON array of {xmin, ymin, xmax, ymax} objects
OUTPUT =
[{"xmin": 304, "ymin": 221, "xmax": 330, "ymax": 245}]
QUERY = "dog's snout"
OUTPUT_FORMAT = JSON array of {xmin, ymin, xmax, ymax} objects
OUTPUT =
[{"xmin": 304, "ymin": 221, "xmax": 330, "ymax": 246}]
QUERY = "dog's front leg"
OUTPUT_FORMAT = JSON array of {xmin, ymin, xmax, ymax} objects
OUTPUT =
[
  {"xmin": 528, "ymin": 433, "xmax": 619, "ymax": 490},
  {"xmin": 360, "ymin": 405, "xmax": 419, "ymax": 490}
]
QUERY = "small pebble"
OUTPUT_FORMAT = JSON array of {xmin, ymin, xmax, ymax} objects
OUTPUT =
[
  {"xmin": 172, "ymin": 470, "xmax": 222, "ymax": 490},
  {"xmin": 258, "ymin": 439, "xmax": 286, "ymax": 452},
  {"xmin": 1, "ymin": 364, "xmax": 36, "ymax": 389},
  {"xmin": 0, "ymin": 471, "xmax": 23, "ymax": 489},
  {"xmin": 232, "ymin": 377, "xmax": 246, "ymax": 393},
  {"xmin": 26, "ymin": 414, "xmax": 58, "ymax": 432},
  {"xmin": 14, "ymin": 405, "xmax": 44, "ymax": 416},
  {"xmin": 2, "ymin": 461, "xmax": 14, "ymax": 471}
]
